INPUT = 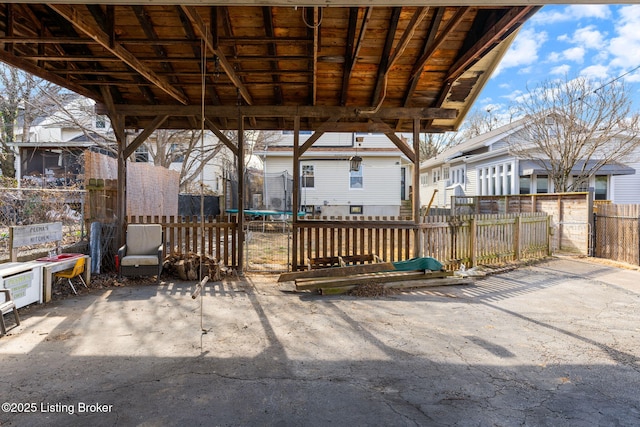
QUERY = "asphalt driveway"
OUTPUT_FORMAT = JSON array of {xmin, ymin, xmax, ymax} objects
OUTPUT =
[{"xmin": 1, "ymin": 257, "xmax": 639, "ymax": 426}]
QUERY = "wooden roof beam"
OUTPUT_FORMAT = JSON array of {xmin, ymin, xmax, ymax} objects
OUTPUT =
[
  {"xmin": 370, "ymin": 7, "xmax": 401, "ymax": 107},
  {"xmin": 396, "ymin": 7, "xmax": 445, "ymax": 130},
  {"xmin": 132, "ymin": 5, "xmax": 186, "ymax": 98},
  {"xmin": 204, "ymin": 117, "xmax": 239, "ymax": 156},
  {"xmin": 48, "ymin": 4, "xmax": 189, "ymax": 105},
  {"xmin": 181, "ymin": 5, "xmax": 253, "ymax": 105},
  {"xmin": 99, "ymin": 104, "xmax": 458, "ymax": 120},
  {"xmin": 445, "ymin": 6, "xmax": 540, "ymax": 82},
  {"xmin": 339, "ymin": 7, "xmax": 359, "ymax": 107},
  {"xmin": 123, "ymin": 115, "xmax": 170, "ymax": 159},
  {"xmin": 262, "ymin": 6, "xmax": 285, "ymax": 128},
  {"xmin": 175, "ymin": 6, "xmax": 228, "ymax": 128},
  {"xmin": 409, "ymin": 7, "xmax": 468, "ymax": 80}
]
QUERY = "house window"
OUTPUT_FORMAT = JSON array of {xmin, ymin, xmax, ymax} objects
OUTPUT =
[
  {"xmin": 134, "ymin": 145, "xmax": 149, "ymax": 163},
  {"xmin": 350, "ymin": 163, "xmax": 363, "ymax": 189},
  {"xmin": 595, "ymin": 176, "xmax": 608, "ymax": 200},
  {"xmin": 301, "ymin": 164, "xmax": 314, "ymax": 188},
  {"xmin": 443, "ymin": 167, "xmax": 450, "ymax": 181},
  {"xmin": 95, "ymin": 115, "xmax": 106, "ymax": 129},
  {"xmin": 170, "ymin": 143, "xmax": 185, "ymax": 163},
  {"xmin": 519, "ymin": 177, "xmax": 531, "ymax": 194},
  {"xmin": 536, "ymin": 176, "xmax": 548, "ymax": 194},
  {"xmin": 450, "ymin": 166, "xmax": 465, "ymax": 185},
  {"xmin": 421, "ymin": 174, "xmax": 429, "ymax": 186},
  {"xmin": 350, "ymin": 205, "xmax": 363, "ymax": 215},
  {"xmin": 432, "ymin": 168, "xmax": 440, "ymax": 184},
  {"xmin": 301, "ymin": 205, "xmax": 315, "ymax": 214}
]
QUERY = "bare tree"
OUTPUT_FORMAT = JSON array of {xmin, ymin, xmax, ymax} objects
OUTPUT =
[
  {"xmin": 508, "ymin": 76, "xmax": 640, "ymax": 192},
  {"xmin": 420, "ymin": 131, "xmax": 461, "ymax": 160},
  {"xmin": 0, "ymin": 63, "xmax": 65, "ymax": 176}
]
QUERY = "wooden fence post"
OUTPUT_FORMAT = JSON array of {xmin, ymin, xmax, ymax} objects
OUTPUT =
[
  {"xmin": 470, "ymin": 216, "xmax": 477, "ymax": 267},
  {"xmin": 514, "ymin": 215, "xmax": 521, "ymax": 261}
]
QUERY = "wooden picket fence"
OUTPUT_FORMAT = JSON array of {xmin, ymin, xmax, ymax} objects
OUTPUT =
[
  {"xmin": 593, "ymin": 204, "xmax": 640, "ymax": 265},
  {"xmin": 127, "ymin": 215, "xmax": 238, "ymax": 268},
  {"xmin": 421, "ymin": 212, "xmax": 550, "ymax": 270},
  {"xmin": 293, "ymin": 212, "xmax": 550, "ymax": 271},
  {"xmin": 127, "ymin": 212, "xmax": 550, "ymax": 272}
]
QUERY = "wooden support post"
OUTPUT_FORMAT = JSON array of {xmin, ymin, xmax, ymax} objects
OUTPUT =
[
  {"xmin": 470, "ymin": 216, "xmax": 477, "ymax": 267},
  {"xmin": 237, "ymin": 114, "xmax": 245, "ymax": 274},
  {"xmin": 292, "ymin": 116, "xmax": 300, "ymax": 270},
  {"xmin": 114, "ymin": 114, "xmax": 127, "ymax": 249},
  {"xmin": 413, "ymin": 118, "xmax": 422, "ymax": 258}
]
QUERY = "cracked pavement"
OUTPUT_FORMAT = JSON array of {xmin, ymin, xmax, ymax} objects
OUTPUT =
[{"xmin": 1, "ymin": 257, "xmax": 639, "ymax": 426}]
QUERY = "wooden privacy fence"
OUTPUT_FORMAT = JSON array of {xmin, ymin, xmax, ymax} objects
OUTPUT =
[
  {"xmin": 594, "ymin": 204, "xmax": 640, "ymax": 265},
  {"xmin": 127, "ymin": 216, "xmax": 238, "ymax": 268},
  {"xmin": 293, "ymin": 213, "xmax": 550, "ymax": 271}
]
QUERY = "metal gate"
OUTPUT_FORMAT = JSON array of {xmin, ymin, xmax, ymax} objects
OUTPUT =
[{"xmin": 244, "ymin": 220, "xmax": 291, "ymax": 272}]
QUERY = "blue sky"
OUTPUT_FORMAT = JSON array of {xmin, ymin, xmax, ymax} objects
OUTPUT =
[{"xmin": 473, "ymin": 4, "xmax": 640, "ymax": 120}]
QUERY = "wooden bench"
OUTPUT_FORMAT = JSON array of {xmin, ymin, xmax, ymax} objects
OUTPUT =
[{"xmin": 0, "ymin": 289, "xmax": 21, "ymax": 336}]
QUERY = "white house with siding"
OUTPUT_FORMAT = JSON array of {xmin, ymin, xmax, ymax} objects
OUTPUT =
[
  {"xmin": 419, "ymin": 118, "xmax": 638, "ymax": 208},
  {"xmin": 256, "ymin": 132, "xmax": 414, "ymax": 217}
]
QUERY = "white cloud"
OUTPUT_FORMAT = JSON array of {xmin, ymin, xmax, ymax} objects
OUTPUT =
[
  {"xmin": 547, "ymin": 52, "xmax": 561, "ymax": 62},
  {"xmin": 579, "ymin": 64, "xmax": 610, "ymax": 80},
  {"xmin": 563, "ymin": 47, "xmax": 585, "ymax": 63},
  {"xmin": 494, "ymin": 28, "xmax": 547, "ymax": 76},
  {"xmin": 608, "ymin": 6, "xmax": 640, "ymax": 70},
  {"xmin": 565, "ymin": 5, "xmax": 611, "ymax": 20},
  {"xmin": 551, "ymin": 64, "xmax": 571, "ymax": 75},
  {"xmin": 571, "ymin": 26, "xmax": 606, "ymax": 49},
  {"xmin": 532, "ymin": 5, "xmax": 611, "ymax": 25}
]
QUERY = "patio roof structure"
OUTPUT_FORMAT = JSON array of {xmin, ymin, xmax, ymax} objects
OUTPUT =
[{"xmin": 0, "ymin": 2, "xmax": 541, "ymax": 269}]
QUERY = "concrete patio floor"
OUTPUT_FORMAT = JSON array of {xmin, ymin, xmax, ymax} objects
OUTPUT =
[{"xmin": 1, "ymin": 257, "xmax": 639, "ymax": 426}]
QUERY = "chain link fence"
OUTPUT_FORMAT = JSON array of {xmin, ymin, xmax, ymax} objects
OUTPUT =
[{"xmin": 0, "ymin": 187, "xmax": 86, "ymax": 261}]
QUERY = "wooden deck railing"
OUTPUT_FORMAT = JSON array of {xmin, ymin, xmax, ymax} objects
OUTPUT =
[{"xmin": 126, "ymin": 215, "xmax": 238, "ymax": 267}]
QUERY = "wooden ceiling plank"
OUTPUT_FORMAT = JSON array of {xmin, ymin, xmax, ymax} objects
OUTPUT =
[
  {"xmin": 48, "ymin": 4, "xmax": 189, "ymax": 105},
  {"xmin": 370, "ymin": 7, "xmax": 401, "ymax": 107},
  {"xmin": 387, "ymin": 7, "xmax": 430, "ymax": 70},
  {"xmin": 396, "ymin": 7, "xmax": 445, "ymax": 130},
  {"xmin": 181, "ymin": 5, "xmax": 253, "ymax": 105},
  {"xmin": 409, "ymin": 7, "xmax": 468, "ymax": 79},
  {"xmin": 339, "ymin": 7, "xmax": 359, "ymax": 107}
]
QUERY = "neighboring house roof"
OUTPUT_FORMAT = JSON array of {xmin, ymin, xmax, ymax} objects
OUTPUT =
[
  {"xmin": 519, "ymin": 159, "xmax": 635, "ymax": 176},
  {"xmin": 420, "ymin": 117, "xmax": 527, "ymax": 170}
]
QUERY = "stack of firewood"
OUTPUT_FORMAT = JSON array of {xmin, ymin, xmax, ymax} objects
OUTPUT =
[{"xmin": 162, "ymin": 253, "xmax": 233, "ymax": 281}]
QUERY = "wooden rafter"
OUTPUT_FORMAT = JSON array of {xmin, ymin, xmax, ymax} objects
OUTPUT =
[
  {"xmin": 101, "ymin": 104, "xmax": 457, "ymax": 120},
  {"xmin": 396, "ymin": 7, "xmax": 445, "ymax": 130},
  {"xmin": 445, "ymin": 6, "xmax": 540, "ymax": 83},
  {"xmin": 370, "ymin": 7, "xmax": 401, "ymax": 107},
  {"xmin": 180, "ymin": 5, "xmax": 253, "ymax": 105},
  {"xmin": 339, "ymin": 7, "xmax": 359, "ymax": 107},
  {"xmin": 409, "ymin": 7, "xmax": 468, "ymax": 79},
  {"xmin": 262, "ymin": 6, "xmax": 285, "ymax": 128},
  {"xmin": 48, "ymin": 4, "xmax": 189, "ymax": 105}
]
